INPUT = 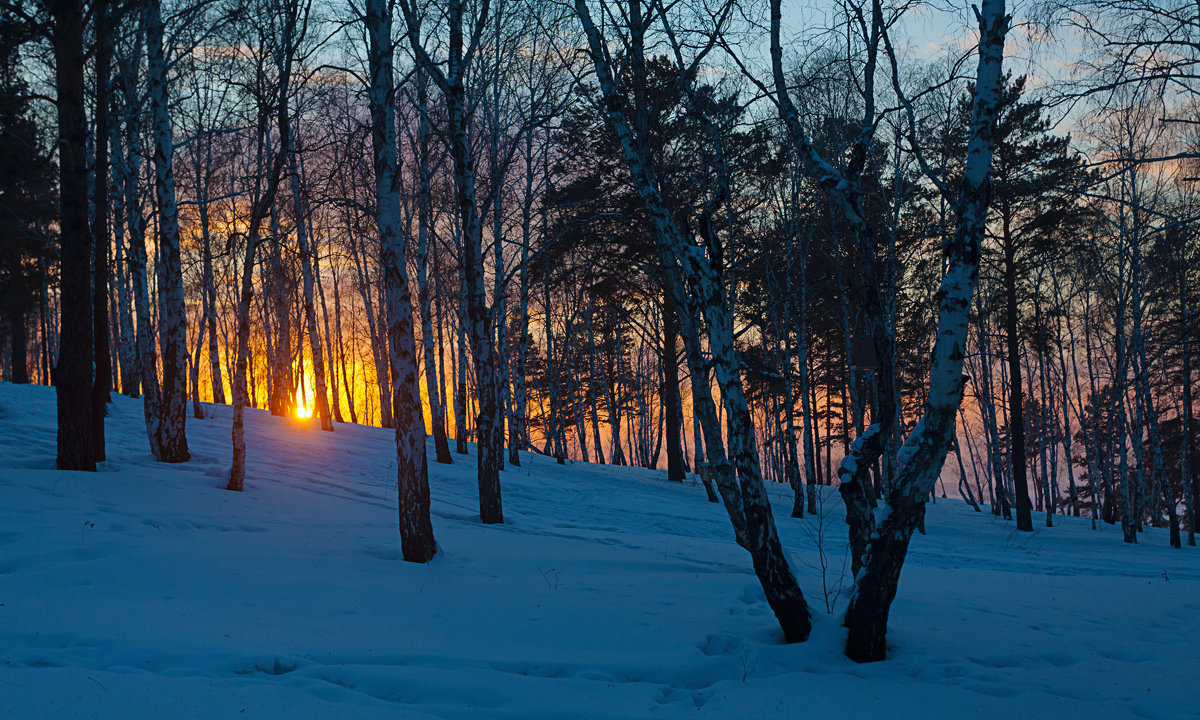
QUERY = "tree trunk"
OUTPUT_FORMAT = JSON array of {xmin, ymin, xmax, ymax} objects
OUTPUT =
[
  {"xmin": 415, "ymin": 74, "xmax": 453, "ymax": 463},
  {"xmin": 368, "ymin": 0, "xmax": 438, "ymax": 560},
  {"xmin": 575, "ymin": 0, "xmax": 812, "ymax": 642},
  {"xmin": 1181, "ymin": 257, "xmax": 1196, "ymax": 546},
  {"xmin": 401, "ymin": 4, "xmax": 504, "ymax": 521},
  {"xmin": 662, "ymin": 292, "xmax": 684, "ymax": 481},
  {"xmin": 118, "ymin": 30, "xmax": 162, "ymax": 456},
  {"xmin": 147, "ymin": 0, "xmax": 189, "ymax": 462},
  {"xmin": 11, "ymin": 311, "xmax": 28, "ymax": 384},
  {"xmin": 200, "ymin": 195, "xmax": 225, "ymax": 406},
  {"xmin": 839, "ymin": 0, "xmax": 1008, "ymax": 662},
  {"xmin": 51, "ymin": 0, "xmax": 96, "ymax": 471},
  {"xmin": 91, "ymin": 0, "xmax": 112, "ymax": 462},
  {"xmin": 1003, "ymin": 238, "xmax": 1032, "ymax": 530},
  {"xmin": 286, "ymin": 134, "xmax": 333, "ymax": 431},
  {"xmin": 111, "ymin": 112, "xmax": 138, "ymax": 398}
]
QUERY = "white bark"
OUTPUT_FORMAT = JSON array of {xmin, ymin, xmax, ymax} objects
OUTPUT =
[
  {"xmin": 146, "ymin": 0, "xmax": 189, "ymax": 462},
  {"xmin": 368, "ymin": 0, "xmax": 438, "ymax": 559}
]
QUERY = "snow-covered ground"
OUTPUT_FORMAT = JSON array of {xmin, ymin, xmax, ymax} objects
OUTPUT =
[{"xmin": 1, "ymin": 382, "xmax": 1196, "ymax": 719}]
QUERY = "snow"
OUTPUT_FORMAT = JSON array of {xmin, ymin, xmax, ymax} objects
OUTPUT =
[{"xmin": 1, "ymin": 381, "xmax": 1197, "ymax": 719}]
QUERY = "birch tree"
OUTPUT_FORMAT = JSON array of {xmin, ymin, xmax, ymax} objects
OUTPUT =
[
  {"xmin": 574, "ymin": 0, "xmax": 813, "ymax": 643},
  {"xmin": 366, "ymin": 0, "xmax": 438, "ymax": 560},
  {"xmin": 830, "ymin": 0, "xmax": 1009, "ymax": 661},
  {"xmin": 146, "ymin": 0, "xmax": 190, "ymax": 462},
  {"xmin": 400, "ymin": 0, "xmax": 504, "ymax": 523}
]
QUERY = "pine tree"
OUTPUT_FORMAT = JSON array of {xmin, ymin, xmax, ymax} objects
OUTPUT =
[
  {"xmin": 965, "ymin": 74, "xmax": 1090, "ymax": 530},
  {"xmin": 0, "ymin": 12, "xmax": 55, "ymax": 386}
]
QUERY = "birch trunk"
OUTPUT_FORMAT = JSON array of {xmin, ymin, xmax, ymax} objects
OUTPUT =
[
  {"xmin": 110, "ymin": 112, "xmax": 138, "ymax": 398},
  {"xmin": 415, "ymin": 73, "xmax": 453, "ymax": 463},
  {"xmin": 285, "ymin": 129, "xmax": 333, "ymax": 431},
  {"xmin": 195, "ymin": 139, "xmax": 225, "ymax": 407},
  {"xmin": 147, "ymin": 0, "xmax": 189, "ymax": 462},
  {"xmin": 117, "ymin": 27, "xmax": 163, "ymax": 457},
  {"xmin": 368, "ymin": 0, "xmax": 438, "ymax": 559},
  {"xmin": 837, "ymin": 0, "xmax": 1009, "ymax": 662},
  {"xmin": 575, "ymin": 0, "xmax": 812, "ymax": 642}
]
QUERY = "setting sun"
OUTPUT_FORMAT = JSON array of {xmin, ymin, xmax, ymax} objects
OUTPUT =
[{"xmin": 294, "ymin": 379, "xmax": 314, "ymax": 419}]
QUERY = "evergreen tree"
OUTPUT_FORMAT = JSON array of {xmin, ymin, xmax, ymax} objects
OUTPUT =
[
  {"xmin": 965, "ymin": 74, "xmax": 1091, "ymax": 530},
  {"xmin": 0, "ymin": 11, "xmax": 55, "ymax": 385}
]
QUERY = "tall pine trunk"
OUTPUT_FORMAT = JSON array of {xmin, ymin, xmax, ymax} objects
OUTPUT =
[
  {"xmin": 91, "ymin": 0, "xmax": 112, "ymax": 462},
  {"xmin": 1003, "ymin": 235, "xmax": 1032, "ymax": 530}
]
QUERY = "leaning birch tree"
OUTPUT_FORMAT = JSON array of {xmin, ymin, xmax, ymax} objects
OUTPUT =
[{"xmin": 573, "ymin": 0, "xmax": 813, "ymax": 643}]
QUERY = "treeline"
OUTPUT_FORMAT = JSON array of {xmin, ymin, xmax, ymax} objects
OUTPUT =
[{"xmin": 1, "ymin": 0, "xmax": 1196, "ymax": 660}]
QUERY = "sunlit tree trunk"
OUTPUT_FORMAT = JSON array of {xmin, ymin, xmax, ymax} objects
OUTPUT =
[
  {"xmin": 455, "ymin": 308, "xmax": 468, "ymax": 454},
  {"xmin": 584, "ymin": 297, "xmax": 606, "ymax": 464},
  {"xmin": 265, "ymin": 213, "xmax": 293, "ymax": 418},
  {"xmin": 285, "ymin": 130, "xmax": 333, "ymax": 431}
]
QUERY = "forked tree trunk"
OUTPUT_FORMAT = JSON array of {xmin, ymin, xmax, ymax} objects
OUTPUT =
[
  {"xmin": 229, "ymin": 138, "xmax": 286, "ymax": 490},
  {"xmin": 838, "ymin": 0, "xmax": 1008, "ymax": 662},
  {"xmin": 401, "ymin": 0, "xmax": 503, "ymax": 523}
]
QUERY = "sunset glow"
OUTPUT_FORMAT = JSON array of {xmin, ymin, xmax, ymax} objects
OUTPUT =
[{"xmin": 294, "ymin": 377, "xmax": 314, "ymax": 419}]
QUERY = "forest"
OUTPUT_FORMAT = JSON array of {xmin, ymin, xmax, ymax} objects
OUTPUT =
[{"xmin": 0, "ymin": 0, "xmax": 1198, "ymax": 669}]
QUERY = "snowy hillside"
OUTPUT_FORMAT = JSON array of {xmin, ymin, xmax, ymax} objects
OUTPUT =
[{"xmin": 0, "ymin": 382, "xmax": 1196, "ymax": 719}]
